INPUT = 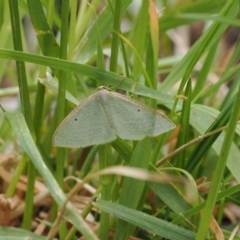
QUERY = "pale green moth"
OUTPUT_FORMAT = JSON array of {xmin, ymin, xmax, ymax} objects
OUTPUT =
[{"xmin": 53, "ymin": 86, "xmax": 175, "ymax": 148}]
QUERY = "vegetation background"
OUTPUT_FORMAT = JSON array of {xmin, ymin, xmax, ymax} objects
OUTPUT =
[{"xmin": 0, "ymin": 0, "xmax": 240, "ymax": 239}]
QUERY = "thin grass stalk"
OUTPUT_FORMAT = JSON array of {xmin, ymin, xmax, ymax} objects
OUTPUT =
[
  {"xmin": 109, "ymin": 0, "xmax": 121, "ymax": 73},
  {"xmin": 196, "ymin": 84, "xmax": 240, "ymax": 239},
  {"xmin": 55, "ymin": 0, "xmax": 70, "ymax": 238},
  {"xmin": 8, "ymin": 0, "xmax": 35, "ymax": 230}
]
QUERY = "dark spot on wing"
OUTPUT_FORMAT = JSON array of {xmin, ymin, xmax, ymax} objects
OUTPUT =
[
  {"xmin": 74, "ymin": 118, "xmax": 78, "ymax": 121},
  {"xmin": 138, "ymin": 109, "xmax": 140, "ymax": 112}
]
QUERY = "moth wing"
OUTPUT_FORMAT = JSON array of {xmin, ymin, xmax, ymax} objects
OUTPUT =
[
  {"xmin": 106, "ymin": 92, "xmax": 175, "ymax": 140},
  {"xmin": 53, "ymin": 94, "xmax": 116, "ymax": 148}
]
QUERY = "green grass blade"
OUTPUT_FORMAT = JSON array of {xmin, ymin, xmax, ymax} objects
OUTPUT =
[
  {"xmin": 93, "ymin": 200, "xmax": 196, "ymax": 240},
  {"xmin": 27, "ymin": 0, "xmax": 59, "ymax": 57},
  {"xmin": 9, "ymin": 0, "xmax": 35, "ymax": 230},
  {"xmin": 192, "ymin": 41, "xmax": 218, "ymax": 100},
  {"xmin": 0, "ymin": 49, "xmax": 176, "ymax": 104},
  {"xmin": 186, "ymin": 100, "xmax": 233, "ymax": 172},
  {"xmin": 176, "ymin": 80, "xmax": 192, "ymax": 167},
  {"xmin": 0, "ymin": 226, "xmax": 47, "ymax": 240},
  {"xmin": 109, "ymin": 0, "xmax": 121, "ymax": 73},
  {"xmin": 115, "ymin": 138, "xmax": 152, "ymax": 240},
  {"xmin": 131, "ymin": 1, "xmax": 149, "ymax": 79}
]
